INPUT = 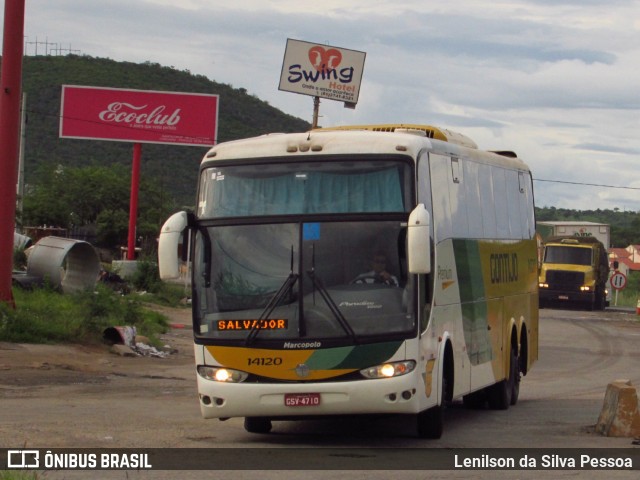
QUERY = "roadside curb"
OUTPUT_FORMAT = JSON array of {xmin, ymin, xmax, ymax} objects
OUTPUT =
[{"xmin": 605, "ymin": 306, "xmax": 635, "ymax": 314}]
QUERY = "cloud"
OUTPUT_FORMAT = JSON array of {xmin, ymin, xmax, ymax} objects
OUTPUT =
[{"xmin": 5, "ymin": 0, "xmax": 640, "ymax": 211}]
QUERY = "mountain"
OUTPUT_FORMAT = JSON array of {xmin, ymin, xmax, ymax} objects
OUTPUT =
[{"xmin": 13, "ymin": 55, "xmax": 311, "ymax": 206}]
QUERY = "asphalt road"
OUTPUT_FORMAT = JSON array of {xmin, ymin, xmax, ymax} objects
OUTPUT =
[{"xmin": 1, "ymin": 305, "xmax": 639, "ymax": 479}]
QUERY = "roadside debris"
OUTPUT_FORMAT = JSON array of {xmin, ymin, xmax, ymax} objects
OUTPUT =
[
  {"xmin": 99, "ymin": 269, "xmax": 130, "ymax": 295},
  {"xmin": 133, "ymin": 342, "xmax": 170, "ymax": 358},
  {"xmin": 103, "ymin": 326, "xmax": 173, "ymax": 358}
]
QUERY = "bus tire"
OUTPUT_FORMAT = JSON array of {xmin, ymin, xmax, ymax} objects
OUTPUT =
[
  {"xmin": 487, "ymin": 346, "xmax": 517, "ymax": 410},
  {"xmin": 463, "ymin": 390, "xmax": 486, "ymax": 409},
  {"xmin": 244, "ymin": 417, "xmax": 272, "ymax": 434},
  {"xmin": 417, "ymin": 405, "xmax": 443, "ymax": 439},
  {"xmin": 509, "ymin": 346, "xmax": 520, "ymax": 406},
  {"xmin": 417, "ymin": 356, "xmax": 450, "ymax": 439}
]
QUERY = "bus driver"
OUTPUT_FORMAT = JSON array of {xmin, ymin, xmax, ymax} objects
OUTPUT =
[{"xmin": 352, "ymin": 251, "xmax": 399, "ymax": 286}]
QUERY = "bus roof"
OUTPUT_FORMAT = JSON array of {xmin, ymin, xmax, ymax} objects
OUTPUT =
[
  {"xmin": 203, "ymin": 126, "xmax": 528, "ymax": 172},
  {"xmin": 314, "ymin": 124, "xmax": 478, "ymax": 149}
]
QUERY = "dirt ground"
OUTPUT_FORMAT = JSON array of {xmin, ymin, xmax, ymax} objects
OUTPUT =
[
  {"xmin": 0, "ymin": 305, "xmax": 193, "ymax": 389},
  {"xmin": 0, "ymin": 305, "xmax": 202, "ymax": 448}
]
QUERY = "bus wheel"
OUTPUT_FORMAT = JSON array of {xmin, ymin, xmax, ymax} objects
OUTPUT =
[
  {"xmin": 463, "ymin": 390, "xmax": 486, "ymax": 409},
  {"xmin": 417, "ymin": 405, "xmax": 443, "ymax": 439},
  {"xmin": 244, "ymin": 417, "xmax": 272, "ymax": 434},
  {"xmin": 417, "ymin": 368, "xmax": 448, "ymax": 439},
  {"xmin": 487, "ymin": 347, "xmax": 517, "ymax": 410},
  {"xmin": 509, "ymin": 347, "xmax": 520, "ymax": 406}
]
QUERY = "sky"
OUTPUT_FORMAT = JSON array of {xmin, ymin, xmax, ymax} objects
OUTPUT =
[{"xmin": 4, "ymin": 0, "xmax": 640, "ymax": 211}]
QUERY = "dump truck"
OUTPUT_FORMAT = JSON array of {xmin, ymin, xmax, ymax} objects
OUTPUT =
[{"xmin": 538, "ymin": 236, "xmax": 609, "ymax": 310}]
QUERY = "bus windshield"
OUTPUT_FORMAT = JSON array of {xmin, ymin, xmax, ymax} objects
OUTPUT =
[
  {"xmin": 197, "ymin": 159, "xmax": 412, "ymax": 218},
  {"xmin": 192, "ymin": 221, "xmax": 415, "ymax": 344}
]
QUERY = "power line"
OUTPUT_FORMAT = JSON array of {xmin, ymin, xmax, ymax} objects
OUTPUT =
[
  {"xmin": 23, "ymin": 36, "xmax": 81, "ymax": 56},
  {"xmin": 533, "ymin": 178, "xmax": 640, "ymax": 191}
]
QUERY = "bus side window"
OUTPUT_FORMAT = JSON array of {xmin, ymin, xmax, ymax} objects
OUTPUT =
[
  {"xmin": 506, "ymin": 169, "xmax": 522, "ymax": 239},
  {"xmin": 464, "ymin": 160, "xmax": 484, "ymax": 238},
  {"xmin": 479, "ymin": 164, "xmax": 497, "ymax": 238}
]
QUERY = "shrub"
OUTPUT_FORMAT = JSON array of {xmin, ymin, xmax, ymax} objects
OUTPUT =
[
  {"xmin": 0, "ymin": 285, "xmax": 168, "ymax": 344},
  {"xmin": 130, "ymin": 259, "xmax": 163, "ymax": 293}
]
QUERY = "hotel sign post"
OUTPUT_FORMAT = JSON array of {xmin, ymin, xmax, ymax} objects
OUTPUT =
[
  {"xmin": 279, "ymin": 39, "xmax": 366, "ymax": 128},
  {"xmin": 60, "ymin": 86, "xmax": 218, "ymax": 260}
]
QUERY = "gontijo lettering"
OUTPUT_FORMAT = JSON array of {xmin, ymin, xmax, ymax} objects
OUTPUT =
[
  {"xmin": 490, "ymin": 253, "xmax": 518, "ymax": 284},
  {"xmin": 216, "ymin": 319, "xmax": 288, "ymax": 330}
]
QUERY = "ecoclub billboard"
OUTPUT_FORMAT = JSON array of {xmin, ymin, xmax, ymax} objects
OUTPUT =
[{"xmin": 60, "ymin": 86, "xmax": 218, "ymax": 146}]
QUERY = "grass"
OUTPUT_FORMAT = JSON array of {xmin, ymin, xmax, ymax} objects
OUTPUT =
[
  {"xmin": 610, "ymin": 289, "xmax": 640, "ymax": 309},
  {"xmin": 0, "ymin": 472, "xmax": 41, "ymax": 480},
  {"xmin": 0, "ymin": 284, "xmax": 170, "ymax": 345},
  {"xmin": 3, "ymin": 252, "xmax": 190, "ymax": 346},
  {"xmin": 610, "ymin": 271, "xmax": 640, "ymax": 309}
]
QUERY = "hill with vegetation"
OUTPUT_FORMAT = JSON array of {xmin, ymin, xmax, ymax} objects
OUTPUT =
[{"xmin": 14, "ymin": 55, "xmax": 310, "ymax": 206}]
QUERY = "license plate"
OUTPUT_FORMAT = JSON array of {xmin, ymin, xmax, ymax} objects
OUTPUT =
[
  {"xmin": 284, "ymin": 393, "xmax": 321, "ymax": 407},
  {"xmin": 559, "ymin": 295, "xmax": 569, "ymax": 300}
]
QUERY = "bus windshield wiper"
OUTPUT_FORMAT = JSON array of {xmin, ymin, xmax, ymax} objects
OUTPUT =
[
  {"xmin": 306, "ymin": 245, "xmax": 357, "ymax": 342},
  {"xmin": 246, "ymin": 246, "xmax": 298, "ymax": 346}
]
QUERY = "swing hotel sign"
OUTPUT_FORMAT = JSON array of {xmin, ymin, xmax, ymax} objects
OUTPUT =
[{"xmin": 278, "ymin": 39, "xmax": 366, "ymax": 107}]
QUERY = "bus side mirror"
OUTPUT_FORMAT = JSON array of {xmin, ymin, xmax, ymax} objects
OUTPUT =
[
  {"xmin": 158, "ymin": 211, "xmax": 189, "ymax": 280},
  {"xmin": 408, "ymin": 203, "xmax": 431, "ymax": 274}
]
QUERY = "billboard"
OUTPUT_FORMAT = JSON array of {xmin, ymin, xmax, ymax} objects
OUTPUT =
[
  {"xmin": 60, "ymin": 86, "xmax": 218, "ymax": 146},
  {"xmin": 279, "ymin": 39, "xmax": 366, "ymax": 105}
]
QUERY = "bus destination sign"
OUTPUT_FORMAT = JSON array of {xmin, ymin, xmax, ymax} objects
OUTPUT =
[{"xmin": 216, "ymin": 319, "xmax": 288, "ymax": 331}]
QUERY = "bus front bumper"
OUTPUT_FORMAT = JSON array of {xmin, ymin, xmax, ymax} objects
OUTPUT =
[{"xmin": 196, "ymin": 371, "xmax": 429, "ymax": 419}]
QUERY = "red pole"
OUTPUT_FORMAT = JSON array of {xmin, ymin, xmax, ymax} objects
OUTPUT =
[
  {"xmin": 126, "ymin": 143, "xmax": 142, "ymax": 260},
  {"xmin": 0, "ymin": 0, "xmax": 26, "ymax": 306}
]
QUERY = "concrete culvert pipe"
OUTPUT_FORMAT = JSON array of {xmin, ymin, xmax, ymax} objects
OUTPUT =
[{"xmin": 26, "ymin": 236, "xmax": 101, "ymax": 293}]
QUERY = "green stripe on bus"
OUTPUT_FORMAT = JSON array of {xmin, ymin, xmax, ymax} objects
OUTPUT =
[
  {"xmin": 335, "ymin": 341, "xmax": 403, "ymax": 369},
  {"xmin": 453, "ymin": 239, "xmax": 486, "ymax": 303},
  {"xmin": 305, "ymin": 341, "xmax": 403, "ymax": 370}
]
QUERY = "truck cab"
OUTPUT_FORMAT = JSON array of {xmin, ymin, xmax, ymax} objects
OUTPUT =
[{"xmin": 538, "ymin": 237, "xmax": 609, "ymax": 310}]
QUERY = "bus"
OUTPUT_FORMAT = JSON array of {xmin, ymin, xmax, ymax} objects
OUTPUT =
[{"xmin": 158, "ymin": 123, "xmax": 539, "ymax": 438}]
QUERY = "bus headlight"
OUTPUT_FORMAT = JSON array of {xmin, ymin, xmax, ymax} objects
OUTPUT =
[
  {"xmin": 539, "ymin": 283, "xmax": 548, "ymax": 288},
  {"xmin": 580, "ymin": 286, "xmax": 592, "ymax": 292},
  {"xmin": 197, "ymin": 366, "xmax": 248, "ymax": 383},
  {"xmin": 360, "ymin": 360, "xmax": 416, "ymax": 379}
]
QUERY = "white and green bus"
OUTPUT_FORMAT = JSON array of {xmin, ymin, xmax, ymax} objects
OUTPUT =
[{"xmin": 158, "ymin": 124, "xmax": 539, "ymax": 438}]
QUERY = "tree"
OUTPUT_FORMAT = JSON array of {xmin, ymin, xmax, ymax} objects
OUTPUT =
[{"xmin": 22, "ymin": 163, "xmax": 177, "ymax": 252}]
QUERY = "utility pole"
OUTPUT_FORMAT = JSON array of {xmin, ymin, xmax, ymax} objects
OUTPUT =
[{"xmin": 0, "ymin": 0, "xmax": 26, "ymax": 306}]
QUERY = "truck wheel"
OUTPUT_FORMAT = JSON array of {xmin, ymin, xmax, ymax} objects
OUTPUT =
[
  {"xmin": 244, "ymin": 417, "xmax": 272, "ymax": 434},
  {"xmin": 596, "ymin": 288, "xmax": 606, "ymax": 310}
]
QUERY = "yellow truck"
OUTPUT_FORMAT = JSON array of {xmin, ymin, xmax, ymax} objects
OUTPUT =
[{"xmin": 538, "ymin": 236, "xmax": 609, "ymax": 310}]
